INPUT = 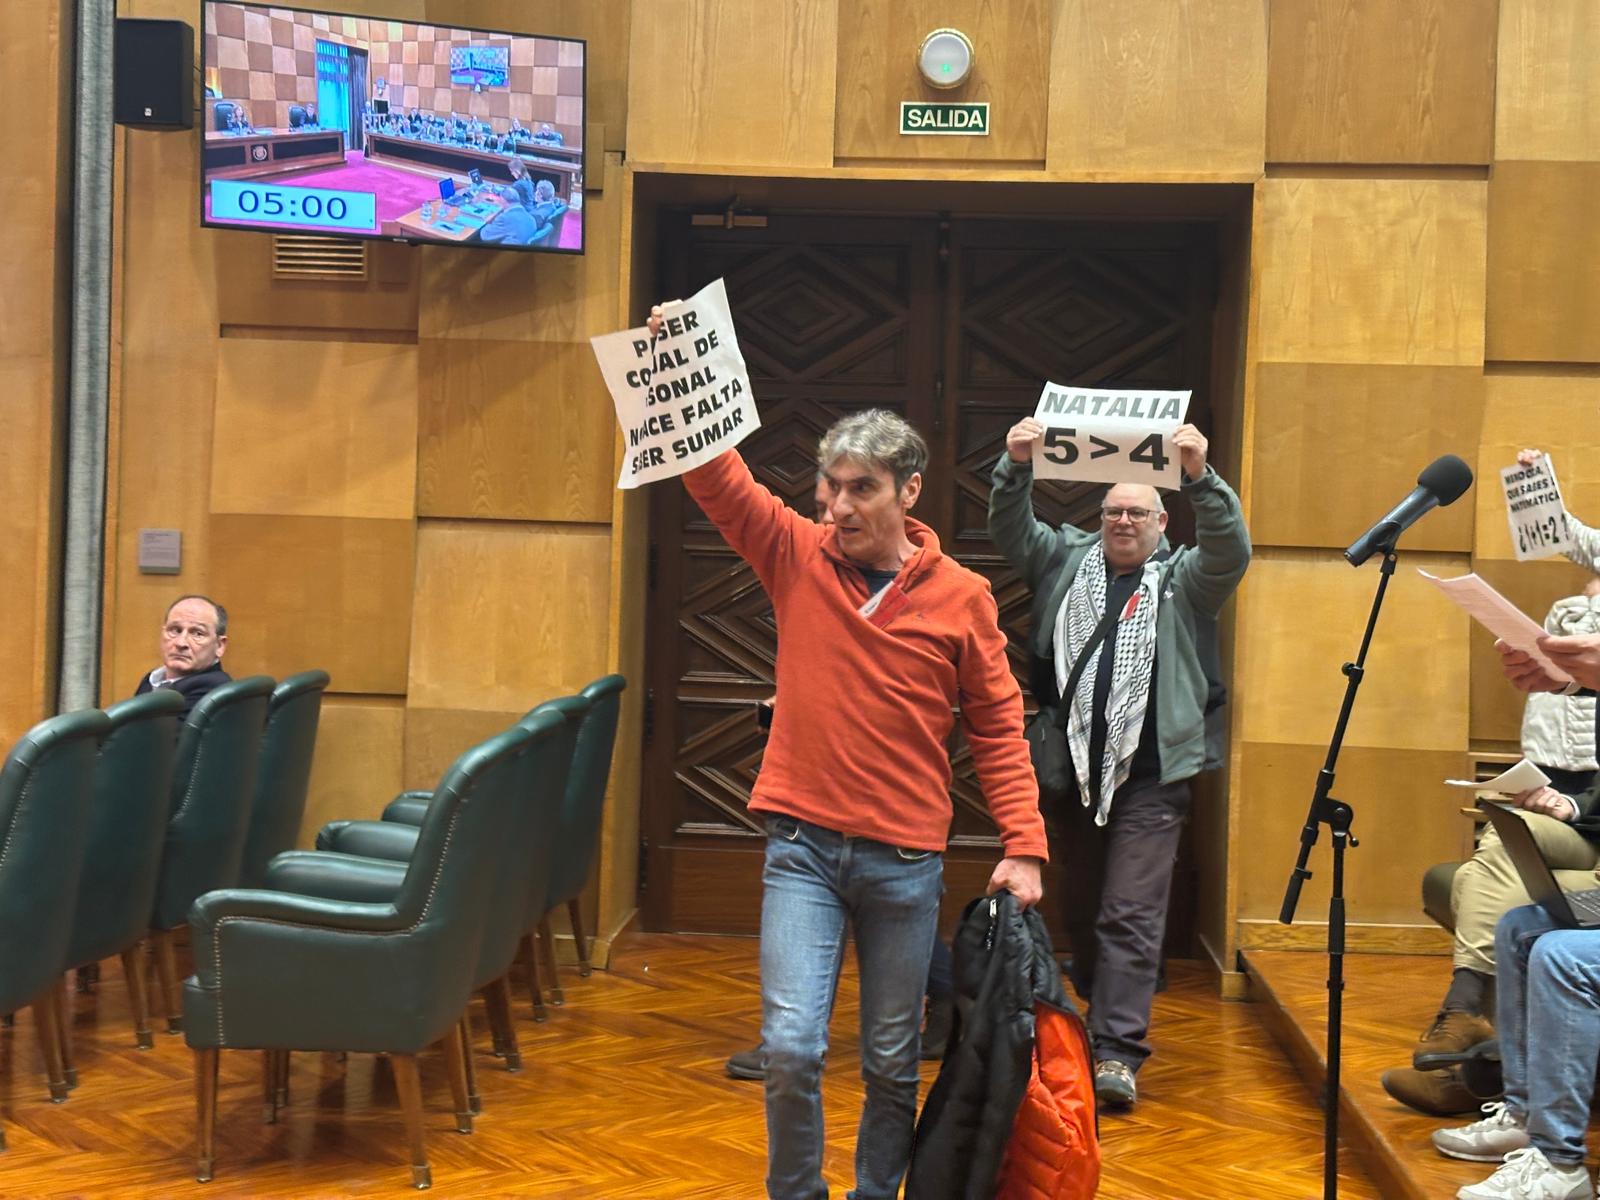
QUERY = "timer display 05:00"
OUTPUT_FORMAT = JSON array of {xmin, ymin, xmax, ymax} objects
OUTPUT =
[{"xmin": 210, "ymin": 179, "xmax": 377, "ymax": 232}]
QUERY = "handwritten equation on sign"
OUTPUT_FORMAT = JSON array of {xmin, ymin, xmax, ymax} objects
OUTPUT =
[
  {"xmin": 1500, "ymin": 453, "xmax": 1574, "ymax": 563},
  {"xmin": 1030, "ymin": 385, "xmax": 1192, "ymax": 488}
]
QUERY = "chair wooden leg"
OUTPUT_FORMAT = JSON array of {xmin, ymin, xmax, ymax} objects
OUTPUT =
[
  {"xmin": 262, "ymin": 1051, "xmax": 280, "ymax": 1124},
  {"xmin": 566, "ymin": 898, "xmax": 592, "ymax": 978},
  {"xmin": 485, "ymin": 976, "xmax": 520, "ymax": 1072},
  {"xmin": 195, "ymin": 1046, "xmax": 219, "ymax": 1182},
  {"xmin": 458, "ymin": 1017, "xmax": 481, "ymax": 1115},
  {"xmin": 538, "ymin": 916, "xmax": 563, "ymax": 1006},
  {"xmin": 121, "ymin": 943, "xmax": 154, "ymax": 1050},
  {"xmin": 479, "ymin": 988, "xmax": 507, "ymax": 1060},
  {"xmin": 32, "ymin": 989, "xmax": 68, "ymax": 1103},
  {"xmin": 152, "ymin": 929, "xmax": 184, "ymax": 1033},
  {"xmin": 55, "ymin": 980, "xmax": 76, "ymax": 1090},
  {"xmin": 521, "ymin": 932, "xmax": 548, "ymax": 1023},
  {"xmin": 440, "ymin": 1028, "xmax": 472, "ymax": 1134},
  {"xmin": 275, "ymin": 1050, "xmax": 290, "ymax": 1110},
  {"xmin": 390, "ymin": 1053, "xmax": 431, "ymax": 1190}
]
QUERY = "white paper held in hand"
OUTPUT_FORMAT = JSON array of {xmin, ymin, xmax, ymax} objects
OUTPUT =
[
  {"xmin": 1417, "ymin": 569, "xmax": 1573, "ymax": 684},
  {"xmin": 1443, "ymin": 759, "xmax": 1551, "ymax": 793}
]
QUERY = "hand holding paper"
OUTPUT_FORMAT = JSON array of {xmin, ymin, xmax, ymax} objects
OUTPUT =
[{"xmin": 1443, "ymin": 758, "xmax": 1550, "ymax": 793}]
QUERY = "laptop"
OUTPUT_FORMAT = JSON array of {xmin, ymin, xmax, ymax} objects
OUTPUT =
[{"xmin": 1478, "ymin": 802, "xmax": 1600, "ymax": 928}]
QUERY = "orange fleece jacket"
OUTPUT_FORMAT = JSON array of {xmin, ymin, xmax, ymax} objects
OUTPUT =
[{"xmin": 682, "ymin": 450, "xmax": 1047, "ymax": 859}]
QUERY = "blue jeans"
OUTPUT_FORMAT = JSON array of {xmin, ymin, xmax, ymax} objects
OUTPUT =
[
  {"xmin": 1494, "ymin": 904, "xmax": 1600, "ymax": 1166},
  {"xmin": 760, "ymin": 814, "xmax": 943, "ymax": 1200}
]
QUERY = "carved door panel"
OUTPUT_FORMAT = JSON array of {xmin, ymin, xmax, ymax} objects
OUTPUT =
[{"xmin": 644, "ymin": 213, "xmax": 1216, "ymax": 940}]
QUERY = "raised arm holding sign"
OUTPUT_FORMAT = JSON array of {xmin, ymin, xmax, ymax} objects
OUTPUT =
[{"xmin": 1027, "ymin": 384, "xmax": 1193, "ymax": 487}]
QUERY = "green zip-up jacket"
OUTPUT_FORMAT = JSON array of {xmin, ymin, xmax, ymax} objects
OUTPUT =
[{"xmin": 987, "ymin": 454, "xmax": 1252, "ymax": 785}]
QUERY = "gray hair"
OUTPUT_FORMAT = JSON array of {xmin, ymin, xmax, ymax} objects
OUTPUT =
[
  {"xmin": 166, "ymin": 594, "xmax": 228, "ymax": 637},
  {"xmin": 534, "ymin": 179, "xmax": 555, "ymax": 202},
  {"xmin": 816, "ymin": 409, "xmax": 928, "ymax": 492}
]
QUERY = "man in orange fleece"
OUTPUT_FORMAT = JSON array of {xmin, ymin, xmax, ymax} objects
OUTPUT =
[{"xmin": 650, "ymin": 304, "xmax": 1046, "ymax": 1200}]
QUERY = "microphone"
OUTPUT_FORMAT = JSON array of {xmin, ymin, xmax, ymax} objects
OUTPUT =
[{"xmin": 1343, "ymin": 454, "xmax": 1474, "ymax": 566}]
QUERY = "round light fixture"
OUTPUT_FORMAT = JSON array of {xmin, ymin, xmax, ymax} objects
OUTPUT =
[{"xmin": 918, "ymin": 28, "xmax": 973, "ymax": 90}]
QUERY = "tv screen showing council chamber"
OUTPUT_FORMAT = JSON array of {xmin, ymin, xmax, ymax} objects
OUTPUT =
[{"xmin": 200, "ymin": 3, "xmax": 585, "ymax": 253}]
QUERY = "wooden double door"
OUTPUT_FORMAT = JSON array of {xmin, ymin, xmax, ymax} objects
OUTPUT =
[{"xmin": 642, "ymin": 211, "xmax": 1217, "ymax": 947}]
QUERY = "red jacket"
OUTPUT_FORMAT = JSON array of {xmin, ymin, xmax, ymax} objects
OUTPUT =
[{"xmin": 682, "ymin": 451, "xmax": 1047, "ymax": 858}]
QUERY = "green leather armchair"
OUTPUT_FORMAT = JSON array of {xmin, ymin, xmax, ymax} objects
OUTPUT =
[
  {"xmin": 237, "ymin": 670, "xmax": 329, "ymax": 888},
  {"xmin": 63, "ymin": 690, "xmax": 185, "ymax": 1060},
  {"xmin": 182, "ymin": 721, "xmax": 534, "ymax": 1189},
  {"xmin": 149, "ymin": 675, "xmax": 274, "ymax": 1034},
  {"xmin": 0, "ymin": 708, "xmax": 110, "ymax": 1146}
]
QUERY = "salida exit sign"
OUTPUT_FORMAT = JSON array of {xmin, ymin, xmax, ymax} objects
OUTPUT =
[{"xmin": 899, "ymin": 101, "xmax": 990, "ymax": 136}]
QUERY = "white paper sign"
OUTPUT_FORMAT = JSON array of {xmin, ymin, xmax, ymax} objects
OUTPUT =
[
  {"xmin": 1418, "ymin": 569, "xmax": 1573, "ymax": 684},
  {"xmin": 1501, "ymin": 453, "xmax": 1573, "ymax": 563},
  {"xmin": 1443, "ymin": 759, "xmax": 1551, "ymax": 793},
  {"xmin": 1030, "ymin": 385, "xmax": 1192, "ymax": 488},
  {"xmin": 590, "ymin": 278, "xmax": 758, "ymax": 489}
]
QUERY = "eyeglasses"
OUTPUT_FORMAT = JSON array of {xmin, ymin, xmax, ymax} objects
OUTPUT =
[{"xmin": 1100, "ymin": 507, "xmax": 1155, "ymax": 525}]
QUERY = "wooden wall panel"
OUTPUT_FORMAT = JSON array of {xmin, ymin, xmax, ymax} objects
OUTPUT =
[
  {"xmin": 1485, "ymin": 162, "xmax": 1600, "ymax": 364},
  {"xmin": 416, "ymin": 339, "xmax": 615, "ymax": 522},
  {"xmin": 214, "ymin": 235, "xmax": 418, "ymax": 333},
  {"xmin": 1047, "ymin": 0, "xmax": 1266, "ymax": 176},
  {"xmin": 1232, "ymin": 549, "xmax": 1471, "ymax": 751},
  {"xmin": 1251, "ymin": 364, "xmax": 1482, "ymax": 551},
  {"xmin": 835, "ymin": 0, "xmax": 1048, "ymax": 163},
  {"xmin": 209, "ymin": 514, "xmax": 415, "ymax": 692},
  {"xmin": 1234, "ymin": 742, "xmax": 1467, "ymax": 924},
  {"xmin": 1254, "ymin": 178, "xmax": 1487, "ymax": 366},
  {"xmin": 212, "ymin": 339, "xmax": 418, "ymax": 520},
  {"xmin": 1468, "ymin": 557, "xmax": 1596, "ymax": 746},
  {"xmin": 1265, "ymin": 0, "xmax": 1497, "ymax": 166},
  {"xmin": 0, "ymin": 0, "xmax": 68, "ymax": 746},
  {"xmin": 627, "ymin": 0, "xmax": 838, "ymax": 168},
  {"xmin": 1495, "ymin": 0, "xmax": 1600, "ymax": 162},
  {"xmin": 402, "ymin": 706, "xmax": 523, "ymax": 792},
  {"xmin": 1473, "ymin": 372, "xmax": 1600, "ymax": 562},
  {"xmin": 407, "ymin": 520, "xmax": 611, "ymax": 713},
  {"xmin": 297, "ymin": 698, "xmax": 405, "ymax": 847}
]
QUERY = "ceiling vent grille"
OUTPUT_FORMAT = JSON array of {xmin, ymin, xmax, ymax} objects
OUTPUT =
[{"xmin": 272, "ymin": 235, "xmax": 367, "ymax": 279}]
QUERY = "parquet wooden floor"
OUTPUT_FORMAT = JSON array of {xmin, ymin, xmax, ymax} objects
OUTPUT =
[
  {"xmin": 0, "ymin": 937, "xmax": 1376, "ymax": 1198},
  {"xmin": 1246, "ymin": 949, "xmax": 1600, "ymax": 1200}
]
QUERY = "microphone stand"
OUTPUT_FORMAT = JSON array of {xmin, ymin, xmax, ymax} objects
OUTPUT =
[{"xmin": 1279, "ymin": 540, "xmax": 1398, "ymax": 1200}]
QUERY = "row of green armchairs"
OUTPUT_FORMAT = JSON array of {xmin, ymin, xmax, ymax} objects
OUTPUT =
[
  {"xmin": 0, "ymin": 671, "xmax": 328, "ymax": 1151},
  {"xmin": 179, "ymin": 673, "xmax": 625, "ymax": 1190}
]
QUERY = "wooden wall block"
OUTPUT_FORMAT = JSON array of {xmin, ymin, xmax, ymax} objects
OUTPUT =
[
  {"xmin": 209, "ymin": 514, "xmax": 415, "ymax": 693},
  {"xmin": 627, "ymin": 0, "xmax": 838, "ymax": 168},
  {"xmin": 408, "ymin": 519, "xmax": 611, "ymax": 712},
  {"xmin": 1233, "ymin": 741, "xmax": 1467, "ymax": 923},
  {"xmin": 1251, "ymin": 364, "xmax": 1482, "ymax": 551},
  {"xmin": 212, "ymin": 339, "xmax": 418, "ymax": 520},
  {"xmin": 1486, "ymin": 162, "xmax": 1600, "ymax": 364},
  {"xmin": 1265, "ymin": 0, "xmax": 1497, "ymax": 165},
  {"xmin": 835, "ymin": 0, "xmax": 1049, "ymax": 163},
  {"xmin": 1254, "ymin": 177, "xmax": 1487, "ymax": 366},
  {"xmin": 297, "ymin": 698, "xmax": 405, "ymax": 847},
  {"xmin": 1468, "ymin": 557, "xmax": 1597, "ymax": 745},
  {"xmin": 416, "ymin": 339, "xmax": 615, "ymax": 523},
  {"xmin": 1474, "ymin": 372, "xmax": 1600, "ymax": 562},
  {"xmin": 1495, "ymin": 0, "xmax": 1600, "ymax": 162},
  {"xmin": 213, "ymin": 232, "xmax": 419, "ymax": 333},
  {"xmin": 1232, "ymin": 548, "xmax": 1471, "ymax": 751},
  {"xmin": 402, "ymin": 706, "xmax": 523, "ymax": 791},
  {"xmin": 1047, "ymin": 0, "xmax": 1266, "ymax": 176}
]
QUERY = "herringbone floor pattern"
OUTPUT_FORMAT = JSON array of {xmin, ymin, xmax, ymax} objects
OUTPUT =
[{"xmin": 0, "ymin": 937, "xmax": 1376, "ymax": 1197}]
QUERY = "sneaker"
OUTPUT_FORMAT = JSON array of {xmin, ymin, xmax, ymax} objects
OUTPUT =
[
  {"xmin": 1432, "ymin": 1102, "xmax": 1530, "ymax": 1162},
  {"xmin": 1456, "ymin": 1147, "xmax": 1589, "ymax": 1200},
  {"xmin": 724, "ymin": 1045, "xmax": 765, "ymax": 1082},
  {"xmin": 1094, "ymin": 1060, "xmax": 1137, "ymax": 1111},
  {"xmin": 1416, "ymin": 1009, "xmax": 1497, "ymax": 1069},
  {"xmin": 1382, "ymin": 1065, "xmax": 1480, "ymax": 1116}
]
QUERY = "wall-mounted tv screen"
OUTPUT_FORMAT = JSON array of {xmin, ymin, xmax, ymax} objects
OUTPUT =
[{"xmin": 200, "ymin": 3, "xmax": 585, "ymax": 253}]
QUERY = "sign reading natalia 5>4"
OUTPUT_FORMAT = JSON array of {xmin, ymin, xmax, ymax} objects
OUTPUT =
[
  {"xmin": 1030, "ymin": 385, "xmax": 1192, "ymax": 489},
  {"xmin": 590, "ymin": 278, "xmax": 758, "ymax": 489}
]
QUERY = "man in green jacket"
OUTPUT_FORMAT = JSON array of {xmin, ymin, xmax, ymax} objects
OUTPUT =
[{"xmin": 988, "ymin": 417, "xmax": 1250, "ymax": 1110}]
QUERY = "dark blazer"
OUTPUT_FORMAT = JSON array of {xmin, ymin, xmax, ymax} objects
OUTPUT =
[{"xmin": 134, "ymin": 666, "xmax": 231, "ymax": 720}]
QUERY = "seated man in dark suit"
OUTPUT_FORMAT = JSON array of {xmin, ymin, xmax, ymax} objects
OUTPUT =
[
  {"xmin": 532, "ymin": 121, "xmax": 564, "ymax": 145},
  {"xmin": 135, "ymin": 594, "xmax": 231, "ymax": 719}
]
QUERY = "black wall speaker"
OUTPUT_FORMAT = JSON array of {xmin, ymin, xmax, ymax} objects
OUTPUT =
[{"xmin": 114, "ymin": 18, "xmax": 195, "ymax": 130}]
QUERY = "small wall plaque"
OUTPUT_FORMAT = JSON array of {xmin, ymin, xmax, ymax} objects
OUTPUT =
[{"xmin": 138, "ymin": 528, "xmax": 182, "ymax": 574}]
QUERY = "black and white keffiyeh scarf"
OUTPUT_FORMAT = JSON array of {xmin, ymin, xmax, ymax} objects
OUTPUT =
[{"xmin": 1054, "ymin": 546, "xmax": 1161, "ymax": 825}]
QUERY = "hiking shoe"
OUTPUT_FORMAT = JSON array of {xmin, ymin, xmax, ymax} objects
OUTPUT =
[
  {"xmin": 1456, "ymin": 1147, "xmax": 1589, "ymax": 1200},
  {"xmin": 1416, "ymin": 1009, "xmax": 1497, "ymax": 1069},
  {"xmin": 1094, "ymin": 1060, "xmax": 1136, "ymax": 1111},
  {"xmin": 1433, "ymin": 1102, "xmax": 1530, "ymax": 1163},
  {"xmin": 724, "ymin": 1045, "xmax": 765, "ymax": 1082},
  {"xmin": 1382, "ymin": 1065, "xmax": 1479, "ymax": 1116}
]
